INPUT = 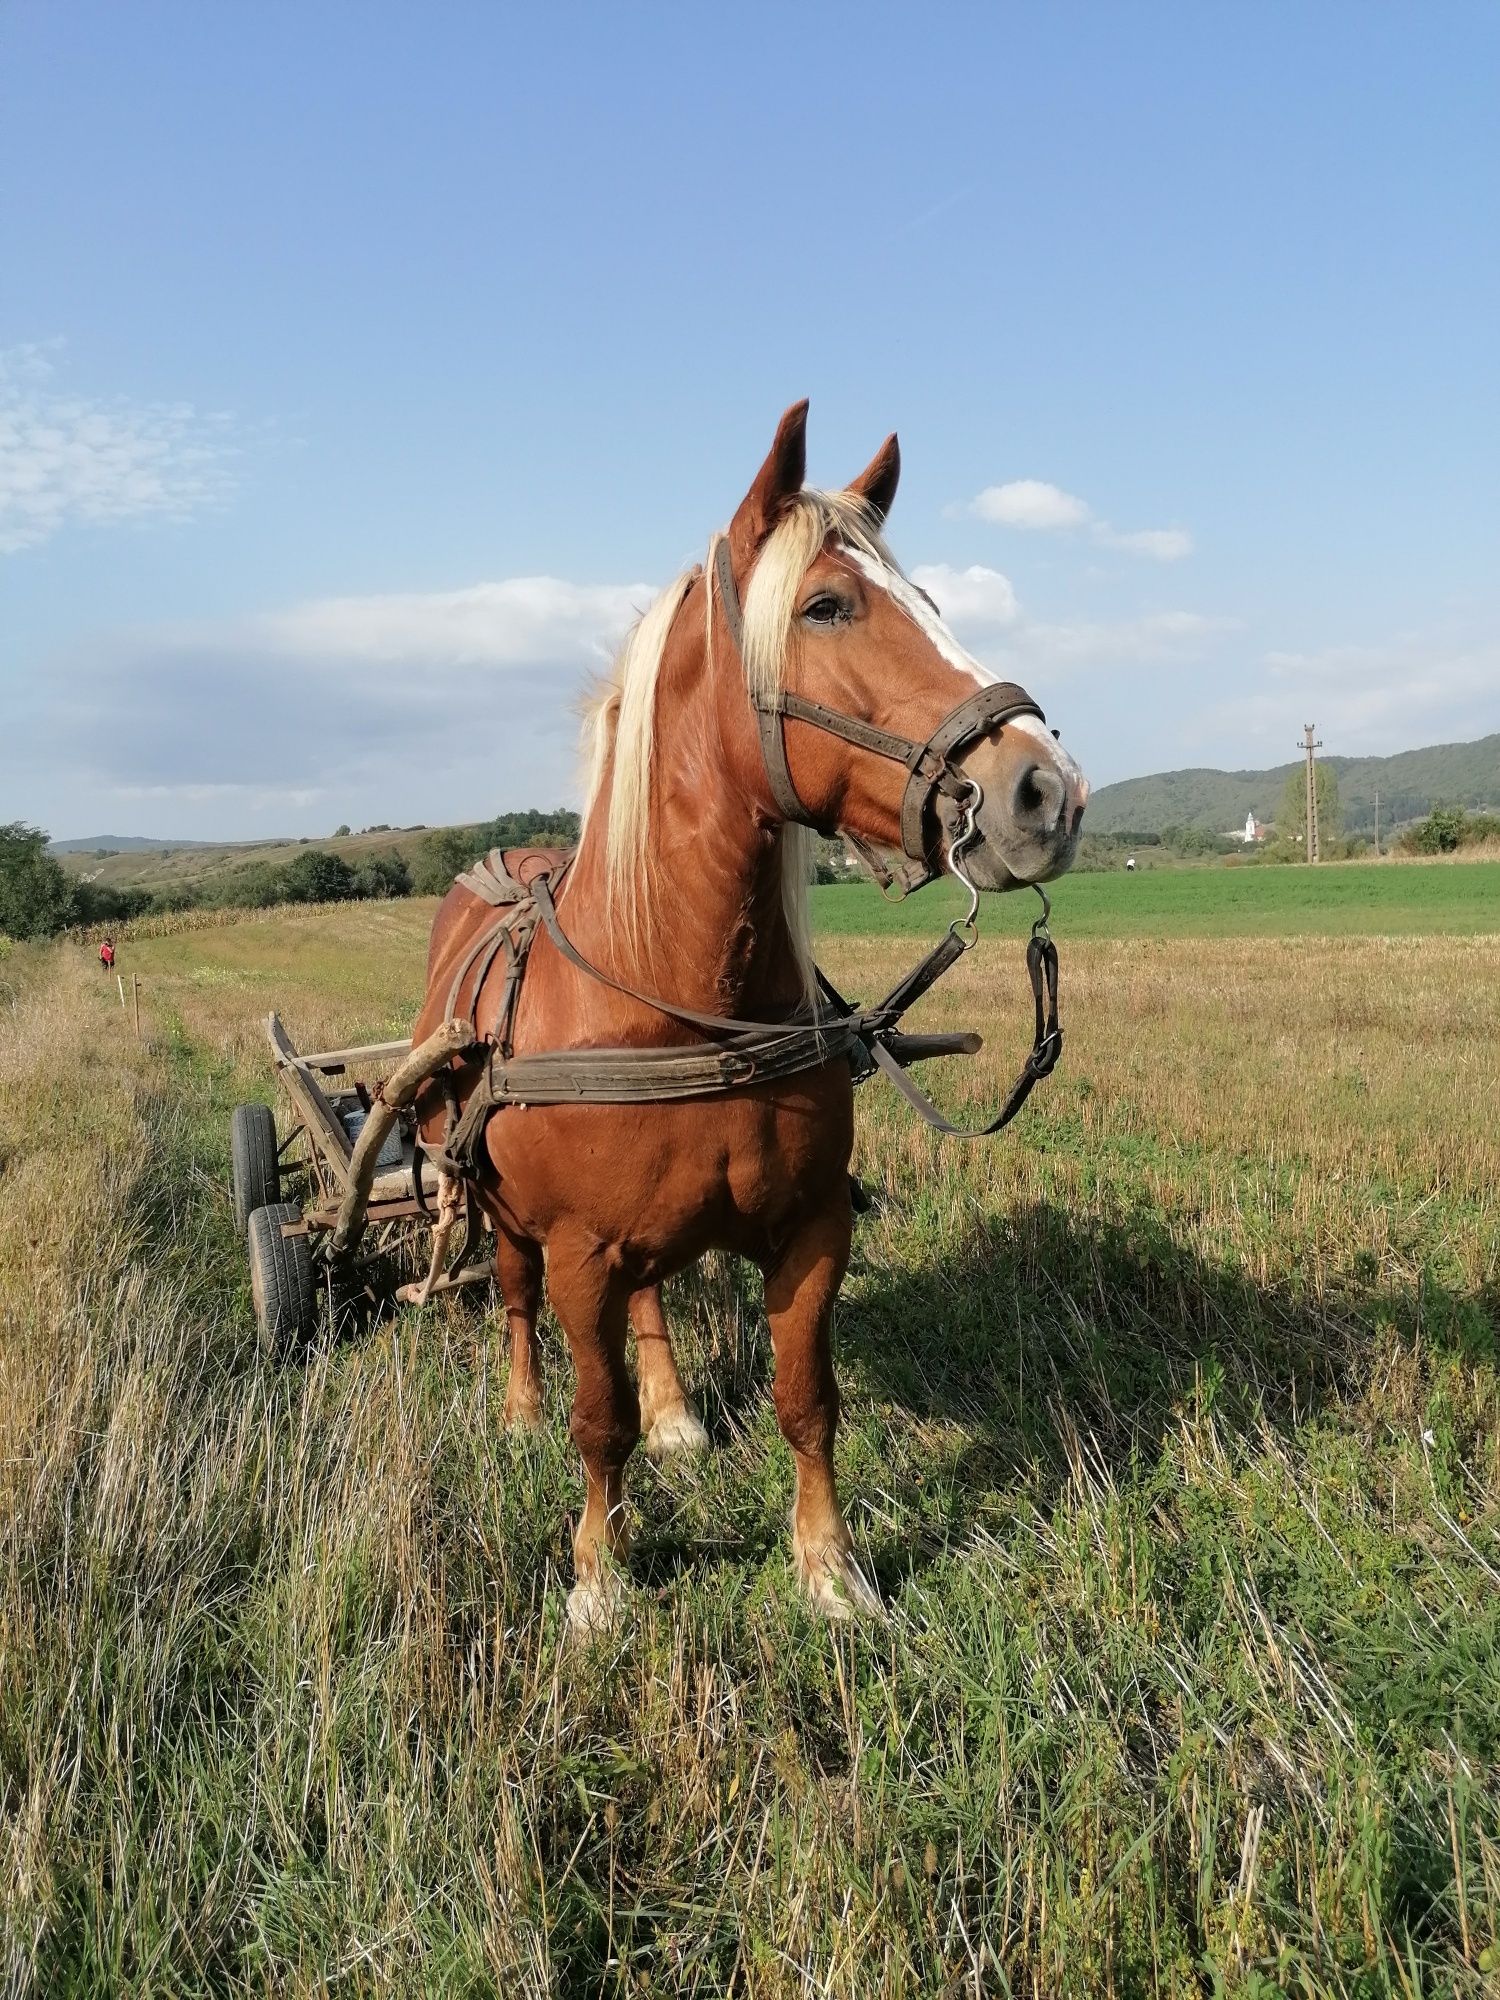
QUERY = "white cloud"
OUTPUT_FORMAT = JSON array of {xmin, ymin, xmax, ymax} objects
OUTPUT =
[
  {"xmin": 255, "ymin": 576, "xmax": 652, "ymax": 669},
  {"xmin": 908, "ymin": 562, "xmax": 1019, "ymax": 629},
  {"xmin": 1263, "ymin": 633, "xmax": 1500, "ymax": 717},
  {"xmin": 906, "ymin": 555, "xmax": 1225, "ymax": 684},
  {"xmin": 1207, "ymin": 630, "xmax": 1500, "ymax": 754},
  {"xmin": 110, "ymin": 781, "xmax": 328, "ymax": 812},
  {"xmin": 7, "ymin": 569, "xmax": 661, "ymax": 835},
  {"xmin": 969, "ymin": 479, "xmax": 1090, "ymax": 530},
  {"xmin": 959, "ymin": 475, "xmax": 1192, "ymax": 561},
  {"xmin": 0, "ymin": 342, "xmax": 237, "ymax": 554},
  {"xmin": 1093, "ymin": 523, "xmax": 1194, "ymax": 562},
  {"xmin": 1013, "ymin": 610, "xmax": 1226, "ymax": 668}
]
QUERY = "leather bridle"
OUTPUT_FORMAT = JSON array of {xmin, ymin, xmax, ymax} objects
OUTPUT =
[{"xmin": 710, "ymin": 535, "xmax": 1048, "ymax": 892}]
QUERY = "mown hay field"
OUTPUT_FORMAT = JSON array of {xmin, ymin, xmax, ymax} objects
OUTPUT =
[{"xmin": 2, "ymin": 867, "xmax": 1497, "ymax": 1998}]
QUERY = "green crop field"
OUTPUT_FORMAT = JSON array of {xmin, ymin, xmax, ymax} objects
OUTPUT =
[
  {"xmin": 2, "ymin": 871, "xmax": 1497, "ymax": 1996},
  {"xmin": 811, "ymin": 855, "xmax": 1500, "ymax": 941}
]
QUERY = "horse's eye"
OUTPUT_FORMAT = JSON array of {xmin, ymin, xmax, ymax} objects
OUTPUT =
[{"xmin": 803, "ymin": 595, "xmax": 845, "ymax": 625}]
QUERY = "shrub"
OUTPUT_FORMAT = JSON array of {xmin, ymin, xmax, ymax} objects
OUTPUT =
[{"xmin": 1404, "ymin": 806, "xmax": 1470, "ymax": 854}]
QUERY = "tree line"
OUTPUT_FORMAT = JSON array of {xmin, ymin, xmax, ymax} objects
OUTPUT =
[{"xmin": 0, "ymin": 812, "xmax": 582, "ymax": 941}]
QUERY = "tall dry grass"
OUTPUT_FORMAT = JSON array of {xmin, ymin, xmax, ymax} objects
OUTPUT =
[{"xmin": 2, "ymin": 915, "xmax": 1497, "ymax": 1996}]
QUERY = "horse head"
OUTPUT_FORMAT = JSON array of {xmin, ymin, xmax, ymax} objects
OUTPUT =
[{"xmin": 717, "ymin": 399, "xmax": 1088, "ymax": 893}]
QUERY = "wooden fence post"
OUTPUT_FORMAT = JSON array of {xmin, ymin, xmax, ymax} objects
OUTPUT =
[{"xmin": 132, "ymin": 976, "xmax": 141, "ymax": 1039}]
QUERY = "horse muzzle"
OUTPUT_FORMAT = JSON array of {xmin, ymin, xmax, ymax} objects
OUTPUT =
[{"xmin": 953, "ymin": 735, "xmax": 1090, "ymax": 890}]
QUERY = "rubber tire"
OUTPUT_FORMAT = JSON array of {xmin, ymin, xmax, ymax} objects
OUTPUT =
[
  {"xmin": 248, "ymin": 1202, "xmax": 318, "ymax": 1356},
  {"xmin": 231, "ymin": 1103, "xmax": 280, "ymax": 1234}
]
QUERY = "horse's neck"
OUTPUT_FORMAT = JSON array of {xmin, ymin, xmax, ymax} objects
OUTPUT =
[
  {"xmin": 550, "ymin": 659, "xmax": 802, "ymax": 1030},
  {"xmin": 562, "ymin": 790, "xmax": 799, "ymax": 1024}
]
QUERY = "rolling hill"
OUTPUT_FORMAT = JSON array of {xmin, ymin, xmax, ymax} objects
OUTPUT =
[
  {"xmin": 49, "ymin": 834, "xmax": 224, "ymax": 854},
  {"xmin": 1087, "ymin": 732, "xmax": 1500, "ymax": 837},
  {"xmin": 53, "ymin": 826, "xmax": 472, "ymax": 894}
]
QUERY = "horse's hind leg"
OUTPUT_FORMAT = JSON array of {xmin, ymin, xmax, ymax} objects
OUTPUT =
[
  {"xmin": 548, "ymin": 1237, "xmax": 639, "ymax": 1629},
  {"xmin": 494, "ymin": 1224, "xmax": 545, "ymax": 1430},
  {"xmin": 632, "ymin": 1285, "xmax": 709, "ymax": 1457},
  {"xmin": 763, "ymin": 1199, "xmax": 879, "ymax": 1620}
]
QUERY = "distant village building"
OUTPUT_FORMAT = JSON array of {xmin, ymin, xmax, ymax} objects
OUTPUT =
[{"xmin": 1229, "ymin": 811, "xmax": 1269, "ymax": 845}]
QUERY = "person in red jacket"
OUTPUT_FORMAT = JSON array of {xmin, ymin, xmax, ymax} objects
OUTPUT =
[{"xmin": 99, "ymin": 938, "xmax": 115, "ymax": 971}]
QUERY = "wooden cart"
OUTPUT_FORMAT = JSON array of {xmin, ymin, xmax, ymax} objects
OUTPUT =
[{"xmin": 231, "ymin": 1013, "xmax": 492, "ymax": 1351}]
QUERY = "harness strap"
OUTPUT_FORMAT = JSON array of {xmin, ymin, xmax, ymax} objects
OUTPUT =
[
  {"xmin": 867, "ymin": 931, "xmax": 1060, "ymax": 1139},
  {"xmin": 435, "ymin": 868, "xmax": 1063, "ymax": 1163},
  {"xmin": 529, "ymin": 873, "xmax": 831, "ymax": 1043}
]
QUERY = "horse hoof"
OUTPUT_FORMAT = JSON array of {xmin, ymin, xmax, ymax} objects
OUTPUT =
[
  {"xmin": 566, "ymin": 1570, "xmax": 627, "ymax": 1635},
  {"xmin": 503, "ymin": 1389, "xmax": 545, "ymax": 1432},
  {"xmin": 643, "ymin": 1405, "xmax": 710, "ymax": 1458},
  {"xmin": 797, "ymin": 1544, "xmax": 884, "ymax": 1622}
]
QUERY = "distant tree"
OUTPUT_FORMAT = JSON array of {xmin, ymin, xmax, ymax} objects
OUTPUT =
[
  {"xmin": 279, "ymin": 849, "xmax": 356, "ymax": 903},
  {"xmin": 0, "ymin": 822, "xmax": 77, "ymax": 938},
  {"xmin": 476, "ymin": 808, "xmax": 581, "ymax": 850},
  {"xmin": 413, "ymin": 827, "xmax": 481, "ymax": 895},
  {"xmin": 334, "ymin": 823, "xmax": 351, "ymax": 839},
  {"xmin": 1276, "ymin": 763, "xmax": 1341, "ymax": 847},
  {"xmin": 352, "ymin": 852, "xmax": 412, "ymax": 899},
  {"xmin": 1158, "ymin": 823, "xmax": 1228, "ymax": 859}
]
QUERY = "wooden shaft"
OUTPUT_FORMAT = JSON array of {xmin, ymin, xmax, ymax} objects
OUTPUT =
[{"xmin": 327, "ymin": 1018, "xmax": 472, "ymax": 1257}]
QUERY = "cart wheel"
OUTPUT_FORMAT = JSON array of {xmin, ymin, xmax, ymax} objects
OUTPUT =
[
  {"xmin": 248, "ymin": 1202, "xmax": 317, "ymax": 1356},
  {"xmin": 231, "ymin": 1103, "xmax": 280, "ymax": 1234}
]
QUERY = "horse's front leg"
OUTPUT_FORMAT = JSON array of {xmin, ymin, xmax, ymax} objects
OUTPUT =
[
  {"xmin": 632, "ymin": 1285, "xmax": 709, "ymax": 1457},
  {"xmin": 546, "ymin": 1235, "xmax": 640, "ymax": 1630},
  {"xmin": 763, "ymin": 1196, "xmax": 879, "ymax": 1619}
]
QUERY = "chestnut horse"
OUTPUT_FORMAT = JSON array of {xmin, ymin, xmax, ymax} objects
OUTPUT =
[{"xmin": 413, "ymin": 403, "xmax": 1087, "ymax": 1624}]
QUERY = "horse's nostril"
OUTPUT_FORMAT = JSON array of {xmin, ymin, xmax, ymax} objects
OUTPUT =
[{"xmin": 1013, "ymin": 763, "xmax": 1063, "ymax": 826}]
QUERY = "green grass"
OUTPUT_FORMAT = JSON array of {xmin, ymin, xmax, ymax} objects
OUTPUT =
[
  {"xmin": 3, "ymin": 898, "xmax": 1498, "ymax": 1997},
  {"xmin": 811, "ymin": 856, "xmax": 1500, "ymax": 941}
]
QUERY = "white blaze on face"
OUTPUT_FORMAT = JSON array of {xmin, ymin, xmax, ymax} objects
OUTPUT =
[
  {"xmin": 845, "ymin": 546, "xmax": 1088, "ymax": 803},
  {"xmin": 844, "ymin": 547, "xmax": 990, "ymax": 687}
]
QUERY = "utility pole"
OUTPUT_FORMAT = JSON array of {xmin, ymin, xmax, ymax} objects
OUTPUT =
[
  {"xmin": 1374, "ymin": 787, "xmax": 1380, "ymax": 858},
  {"xmin": 1300, "ymin": 723, "xmax": 1322, "ymax": 864}
]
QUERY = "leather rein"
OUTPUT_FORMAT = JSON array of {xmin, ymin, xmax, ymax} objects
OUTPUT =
[{"xmin": 430, "ymin": 535, "xmax": 1065, "ymax": 1171}]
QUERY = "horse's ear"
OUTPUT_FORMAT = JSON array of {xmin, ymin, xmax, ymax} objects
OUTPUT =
[
  {"xmin": 847, "ymin": 433, "xmax": 900, "ymax": 525},
  {"xmin": 727, "ymin": 400, "xmax": 809, "ymax": 557}
]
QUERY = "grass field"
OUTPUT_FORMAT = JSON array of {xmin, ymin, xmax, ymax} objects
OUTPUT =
[{"xmin": 2, "ymin": 867, "xmax": 1497, "ymax": 1996}]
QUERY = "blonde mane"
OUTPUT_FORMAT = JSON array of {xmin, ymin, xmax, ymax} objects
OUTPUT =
[{"xmin": 581, "ymin": 488, "xmax": 896, "ymax": 998}]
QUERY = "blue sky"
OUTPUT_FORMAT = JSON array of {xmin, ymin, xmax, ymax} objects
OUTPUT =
[{"xmin": 3, "ymin": 1, "xmax": 1497, "ymax": 840}]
